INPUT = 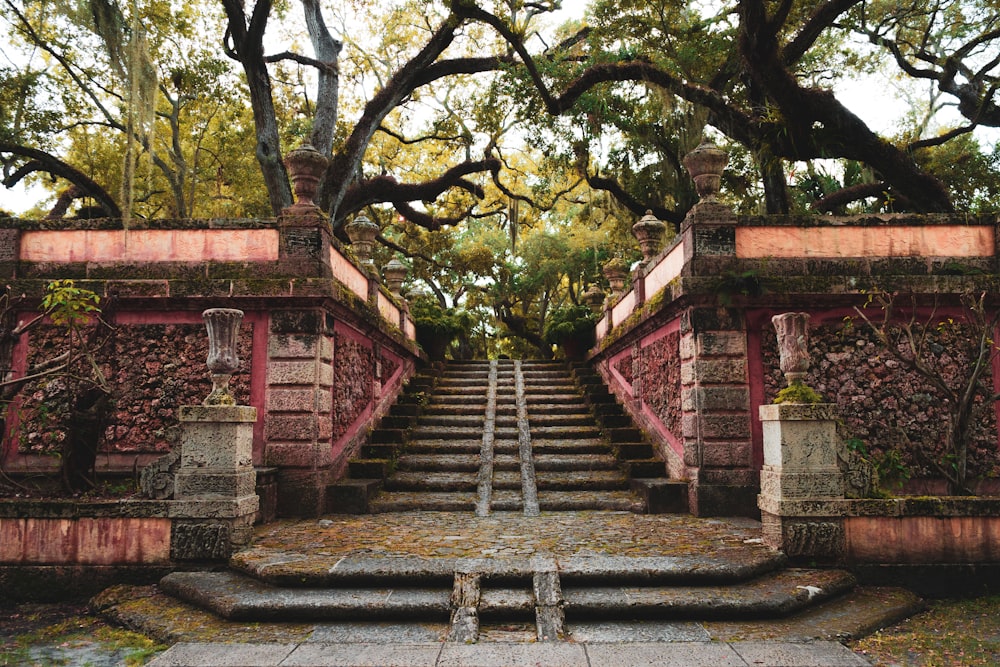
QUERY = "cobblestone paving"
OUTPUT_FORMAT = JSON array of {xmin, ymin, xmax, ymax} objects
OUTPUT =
[{"xmin": 245, "ymin": 511, "xmax": 769, "ymax": 562}]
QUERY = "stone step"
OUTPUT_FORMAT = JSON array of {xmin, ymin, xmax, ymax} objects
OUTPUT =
[
  {"xmin": 385, "ymin": 471, "xmax": 478, "ymax": 492},
  {"xmin": 232, "ymin": 543, "xmax": 787, "ymax": 590},
  {"xmin": 534, "ymin": 470, "xmax": 630, "ymax": 490},
  {"xmin": 533, "ymin": 454, "xmax": 619, "ymax": 471},
  {"xmin": 101, "ymin": 580, "xmax": 924, "ymax": 648},
  {"xmin": 488, "ymin": 489, "xmax": 643, "ymax": 512},
  {"xmin": 530, "ymin": 425, "xmax": 602, "ymax": 439},
  {"xmin": 405, "ymin": 439, "xmax": 481, "ymax": 454},
  {"xmin": 428, "ymin": 395, "xmax": 488, "ymax": 406},
  {"xmin": 562, "ymin": 569, "xmax": 857, "ymax": 620},
  {"xmin": 417, "ymin": 415, "xmax": 488, "ymax": 427},
  {"xmin": 524, "ymin": 403, "xmax": 591, "ymax": 415},
  {"xmin": 410, "ymin": 426, "xmax": 487, "ymax": 439},
  {"xmin": 537, "ymin": 490, "xmax": 644, "ymax": 512},
  {"xmin": 396, "ymin": 454, "xmax": 481, "ymax": 472},
  {"xmin": 368, "ymin": 492, "xmax": 477, "ymax": 512},
  {"xmin": 532, "ymin": 439, "xmax": 610, "ymax": 454},
  {"xmin": 159, "ymin": 571, "xmax": 452, "ymax": 622},
  {"xmin": 490, "ymin": 470, "xmax": 629, "ymax": 491},
  {"xmin": 526, "ymin": 413, "xmax": 595, "ymax": 427}
]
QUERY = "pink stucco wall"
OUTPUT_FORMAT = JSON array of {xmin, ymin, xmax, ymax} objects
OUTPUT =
[
  {"xmin": 845, "ymin": 515, "xmax": 1000, "ymax": 563},
  {"xmin": 0, "ymin": 516, "xmax": 171, "ymax": 564},
  {"xmin": 736, "ymin": 225, "xmax": 994, "ymax": 259},
  {"xmin": 19, "ymin": 229, "xmax": 279, "ymax": 263}
]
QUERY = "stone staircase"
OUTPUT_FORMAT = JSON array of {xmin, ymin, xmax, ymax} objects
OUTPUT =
[
  {"xmin": 115, "ymin": 360, "xmax": 922, "ymax": 648},
  {"xmin": 331, "ymin": 360, "xmax": 684, "ymax": 514}
]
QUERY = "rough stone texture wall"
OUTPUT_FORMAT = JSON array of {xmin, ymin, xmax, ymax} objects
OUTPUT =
[
  {"xmin": 332, "ymin": 330, "xmax": 375, "ymax": 440},
  {"xmin": 760, "ymin": 318, "xmax": 1000, "ymax": 480},
  {"xmin": 641, "ymin": 331, "xmax": 683, "ymax": 439},
  {"xmin": 380, "ymin": 349, "xmax": 401, "ymax": 386},
  {"xmin": 613, "ymin": 350, "xmax": 635, "ymax": 385},
  {"xmin": 17, "ymin": 323, "xmax": 253, "ymax": 456}
]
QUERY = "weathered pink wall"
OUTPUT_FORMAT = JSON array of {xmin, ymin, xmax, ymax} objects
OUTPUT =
[
  {"xmin": 0, "ymin": 517, "xmax": 171, "ymax": 564},
  {"xmin": 845, "ymin": 515, "xmax": 1000, "ymax": 562},
  {"xmin": 735, "ymin": 224, "xmax": 994, "ymax": 259},
  {"xmin": 19, "ymin": 229, "xmax": 279, "ymax": 263}
]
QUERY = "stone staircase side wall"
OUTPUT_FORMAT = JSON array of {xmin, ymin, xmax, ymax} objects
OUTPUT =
[{"xmin": 264, "ymin": 309, "xmax": 417, "ymax": 517}]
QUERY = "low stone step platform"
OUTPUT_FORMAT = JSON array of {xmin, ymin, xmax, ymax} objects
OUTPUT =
[
  {"xmin": 159, "ymin": 566, "xmax": 858, "ymax": 625},
  {"xmin": 100, "ymin": 512, "xmax": 923, "ymax": 653},
  {"xmin": 160, "ymin": 571, "xmax": 452, "ymax": 622}
]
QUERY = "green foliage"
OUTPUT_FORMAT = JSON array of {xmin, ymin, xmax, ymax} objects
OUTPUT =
[
  {"xmin": 542, "ymin": 304, "xmax": 597, "ymax": 345},
  {"xmin": 844, "ymin": 436, "xmax": 911, "ymax": 495},
  {"xmin": 40, "ymin": 280, "xmax": 101, "ymax": 327},
  {"xmin": 409, "ymin": 296, "xmax": 464, "ymax": 338},
  {"xmin": 773, "ymin": 381, "xmax": 824, "ymax": 404}
]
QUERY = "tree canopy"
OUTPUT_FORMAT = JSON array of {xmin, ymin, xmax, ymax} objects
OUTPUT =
[{"xmin": 2, "ymin": 0, "xmax": 998, "ymax": 352}]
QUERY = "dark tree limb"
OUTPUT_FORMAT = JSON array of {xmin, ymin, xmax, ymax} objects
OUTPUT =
[
  {"xmin": 810, "ymin": 182, "xmax": 915, "ymax": 213},
  {"xmin": 338, "ymin": 158, "xmax": 500, "ymax": 228},
  {"xmin": 0, "ymin": 142, "xmax": 121, "ymax": 217},
  {"xmin": 320, "ymin": 9, "xmax": 466, "ymax": 219}
]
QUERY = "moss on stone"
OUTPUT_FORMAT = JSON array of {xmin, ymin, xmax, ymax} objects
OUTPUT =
[{"xmin": 774, "ymin": 381, "xmax": 824, "ymax": 404}]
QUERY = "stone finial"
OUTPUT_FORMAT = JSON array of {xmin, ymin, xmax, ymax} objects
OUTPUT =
[
  {"xmin": 632, "ymin": 210, "xmax": 666, "ymax": 263},
  {"xmin": 383, "ymin": 257, "xmax": 408, "ymax": 297},
  {"xmin": 345, "ymin": 213, "xmax": 379, "ymax": 268},
  {"xmin": 203, "ymin": 308, "xmax": 244, "ymax": 406},
  {"xmin": 772, "ymin": 312, "xmax": 811, "ymax": 385},
  {"xmin": 581, "ymin": 284, "xmax": 607, "ymax": 313},
  {"xmin": 682, "ymin": 139, "xmax": 729, "ymax": 203},
  {"xmin": 602, "ymin": 257, "xmax": 628, "ymax": 297},
  {"xmin": 283, "ymin": 143, "xmax": 328, "ymax": 215}
]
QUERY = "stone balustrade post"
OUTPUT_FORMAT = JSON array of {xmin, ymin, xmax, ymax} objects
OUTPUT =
[
  {"xmin": 278, "ymin": 144, "xmax": 334, "ymax": 278},
  {"xmin": 171, "ymin": 405, "xmax": 258, "ymax": 560},
  {"xmin": 170, "ymin": 308, "xmax": 259, "ymax": 560},
  {"xmin": 757, "ymin": 403, "xmax": 847, "ymax": 560}
]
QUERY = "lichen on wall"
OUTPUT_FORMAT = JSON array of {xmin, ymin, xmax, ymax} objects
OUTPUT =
[
  {"xmin": 640, "ymin": 331, "xmax": 683, "ymax": 439},
  {"xmin": 332, "ymin": 331, "xmax": 374, "ymax": 439}
]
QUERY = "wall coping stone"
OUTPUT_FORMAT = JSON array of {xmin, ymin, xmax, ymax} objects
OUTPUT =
[
  {"xmin": 759, "ymin": 496, "xmax": 1000, "ymax": 518},
  {"xmin": 0, "ymin": 498, "xmax": 170, "ymax": 519},
  {"xmin": 759, "ymin": 403, "xmax": 838, "ymax": 421},
  {"xmin": 179, "ymin": 405, "xmax": 258, "ymax": 423},
  {"xmin": 737, "ymin": 213, "xmax": 999, "ymax": 228}
]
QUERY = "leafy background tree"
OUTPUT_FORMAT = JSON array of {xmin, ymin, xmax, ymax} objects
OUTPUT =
[{"xmin": 2, "ymin": 0, "xmax": 998, "ymax": 354}]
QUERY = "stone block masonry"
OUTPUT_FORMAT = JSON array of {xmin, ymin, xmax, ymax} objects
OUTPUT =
[{"xmin": 263, "ymin": 312, "xmax": 337, "ymax": 517}]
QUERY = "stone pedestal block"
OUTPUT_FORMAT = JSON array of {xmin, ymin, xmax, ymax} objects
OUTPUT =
[
  {"xmin": 760, "ymin": 403, "xmax": 839, "ymax": 469},
  {"xmin": 177, "ymin": 406, "xmax": 256, "ymax": 469},
  {"xmin": 757, "ymin": 403, "xmax": 847, "ymax": 560},
  {"xmin": 171, "ymin": 405, "xmax": 259, "ymax": 560}
]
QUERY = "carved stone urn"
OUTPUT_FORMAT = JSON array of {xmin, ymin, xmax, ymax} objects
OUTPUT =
[
  {"xmin": 632, "ymin": 210, "xmax": 666, "ymax": 263},
  {"xmin": 283, "ymin": 143, "xmax": 328, "ymax": 215},
  {"xmin": 682, "ymin": 140, "xmax": 729, "ymax": 202},
  {"xmin": 345, "ymin": 213, "xmax": 380, "ymax": 268},
  {"xmin": 772, "ymin": 312, "xmax": 811, "ymax": 385},
  {"xmin": 581, "ymin": 284, "xmax": 607, "ymax": 314},
  {"xmin": 203, "ymin": 308, "xmax": 244, "ymax": 406},
  {"xmin": 602, "ymin": 257, "xmax": 628, "ymax": 297},
  {"xmin": 383, "ymin": 257, "xmax": 408, "ymax": 297}
]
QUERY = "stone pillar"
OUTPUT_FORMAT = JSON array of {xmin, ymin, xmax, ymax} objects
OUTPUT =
[
  {"xmin": 278, "ymin": 144, "xmax": 333, "ymax": 278},
  {"xmin": 171, "ymin": 405, "xmax": 259, "ymax": 560},
  {"xmin": 678, "ymin": 308, "xmax": 754, "ymax": 516},
  {"xmin": 757, "ymin": 403, "xmax": 846, "ymax": 560},
  {"xmin": 263, "ymin": 310, "xmax": 335, "ymax": 517}
]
